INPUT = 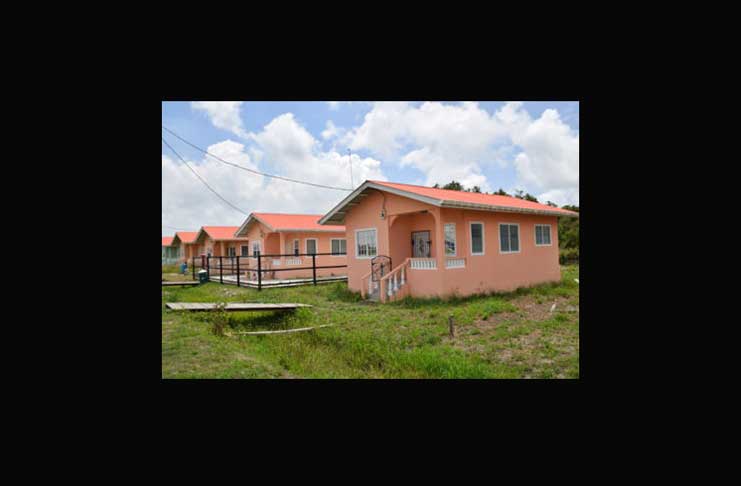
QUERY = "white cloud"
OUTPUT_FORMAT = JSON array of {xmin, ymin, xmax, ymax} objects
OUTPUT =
[
  {"xmin": 343, "ymin": 101, "xmax": 579, "ymax": 204},
  {"xmin": 327, "ymin": 102, "xmax": 340, "ymax": 110},
  {"xmin": 191, "ymin": 102, "xmax": 248, "ymax": 138},
  {"xmin": 163, "ymin": 113, "xmax": 387, "ymax": 232},
  {"xmin": 321, "ymin": 120, "xmax": 344, "ymax": 140}
]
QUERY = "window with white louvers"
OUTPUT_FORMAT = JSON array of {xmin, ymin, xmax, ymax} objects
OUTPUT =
[
  {"xmin": 331, "ymin": 239, "xmax": 347, "ymax": 255},
  {"xmin": 499, "ymin": 224, "xmax": 520, "ymax": 253},
  {"xmin": 535, "ymin": 224, "xmax": 552, "ymax": 246},
  {"xmin": 356, "ymin": 229, "xmax": 377, "ymax": 258}
]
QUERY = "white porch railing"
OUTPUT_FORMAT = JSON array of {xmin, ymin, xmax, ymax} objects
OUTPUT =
[
  {"xmin": 286, "ymin": 258, "xmax": 302, "ymax": 265},
  {"xmin": 445, "ymin": 257, "xmax": 465, "ymax": 269},
  {"xmin": 381, "ymin": 258, "xmax": 411, "ymax": 302},
  {"xmin": 272, "ymin": 259, "xmax": 282, "ymax": 266},
  {"xmin": 410, "ymin": 258, "xmax": 437, "ymax": 270}
]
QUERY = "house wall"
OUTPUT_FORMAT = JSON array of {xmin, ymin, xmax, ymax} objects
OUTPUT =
[
  {"xmin": 239, "ymin": 222, "xmax": 347, "ymax": 280},
  {"xmin": 344, "ymin": 190, "xmax": 433, "ymax": 292},
  {"xmin": 343, "ymin": 191, "xmax": 561, "ymax": 298}
]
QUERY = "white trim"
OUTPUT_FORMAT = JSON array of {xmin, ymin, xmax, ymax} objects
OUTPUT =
[
  {"xmin": 534, "ymin": 224, "xmax": 553, "ymax": 247},
  {"xmin": 498, "ymin": 223, "xmax": 521, "ymax": 254},
  {"xmin": 330, "ymin": 238, "xmax": 347, "ymax": 257},
  {"xmin": 444, "ymin": 223, "xmax": 457, "ymax": 257},
  {"xmin": 354, "ymin": 227, "xmax": 378, "ymax": 259},
  {"xmin": 469, "ymin": 221, "xmax": 485, "ymax": 256},
  {"xmin": 305, "ymin": 238, "xmax": 318, "ymax": 255}
]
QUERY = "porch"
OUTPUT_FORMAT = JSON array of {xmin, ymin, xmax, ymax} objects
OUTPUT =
[{"xmin": 359, "ymin": 208, "xmax": 467, "ymax": 302}]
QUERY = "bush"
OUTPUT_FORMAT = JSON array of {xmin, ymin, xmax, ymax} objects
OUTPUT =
[{"xmin": 559, "ymin": 248, "xmax": 579, "ymax": 265}]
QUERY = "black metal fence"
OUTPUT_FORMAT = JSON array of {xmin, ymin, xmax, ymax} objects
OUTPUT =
[{"xmin": 190, "ymin": 252, "xmax": 347, "ymax": 291}]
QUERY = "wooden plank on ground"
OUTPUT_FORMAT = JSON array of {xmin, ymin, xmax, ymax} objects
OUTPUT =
[
  {"xmin": 230, "ymin": 324, "xmax": 334, "ymax": 335},
  {"xmin": 162, "ymin": 281, "xmax": 199, "ymax": 286},
  {"xmin": 165, "ymin": 302, "xmax": 312, "ymax": 312}
]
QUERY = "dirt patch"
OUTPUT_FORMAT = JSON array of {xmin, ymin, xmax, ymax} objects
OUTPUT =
[
  {"xmin": 451, "ymin": 295, "xmax": 576, "ymax": 353},
  {"xmin": 476, "ymin": 295, "xmax": 573, "ymax": 329}
]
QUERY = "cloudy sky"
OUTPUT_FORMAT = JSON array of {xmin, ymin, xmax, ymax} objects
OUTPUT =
[{"xmin": 162, "ymin": 101, "xmax": 579, "ymax": 235}]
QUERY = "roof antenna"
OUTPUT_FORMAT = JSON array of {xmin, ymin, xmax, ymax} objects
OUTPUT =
[{"xmin": 347, "ymin": 148, "xmax": 354, "ymax": 189}]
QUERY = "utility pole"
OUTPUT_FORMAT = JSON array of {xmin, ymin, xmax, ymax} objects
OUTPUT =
[{"xmin": 347, "ymin": 148, "xmax": 354, "ymax": 189}]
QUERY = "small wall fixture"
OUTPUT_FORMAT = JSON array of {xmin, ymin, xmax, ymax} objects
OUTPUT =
[{"xmin": 380, "ymin": 209, "xmax": 386, "ymax": 220}]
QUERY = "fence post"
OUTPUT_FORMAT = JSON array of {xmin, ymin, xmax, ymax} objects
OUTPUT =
[
  {"xmin": 257, "ymin": 251, "xmax": 262, "ymax": 291},
  {"xmin": 206, "ymin": 256, "xmax": 210, "ymax": 279},
  {"xmin": 312, "ymin": 253, "xmax": 317, "ymax": 285},
  {"xmin": 192, "ymin": 256, "xmax": 195, "ymax": 281},
  {"xmin": 219, "ymin": 256, "xmax": 223, "ymax": 284},
  {"xmin": 236, "ymin": 256, "xmax": 240, "ymax": 287}
]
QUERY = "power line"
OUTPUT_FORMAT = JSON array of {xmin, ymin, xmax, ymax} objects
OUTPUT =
[
  {"xmin": 161, "ymin": 136, "xmax": 250, "ymax": 216},
  {"xmin": 162, "ymin": 125, "xmax": 352, "ymax": 192}
]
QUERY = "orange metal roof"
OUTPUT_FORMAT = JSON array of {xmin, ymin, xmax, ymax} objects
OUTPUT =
[
  {"xmin": 162, "ymin": 236, "xmax": 174, "ymax": 246},
  {"xmin": 369, "ymin": 180, "xmax": 579, "ymax": 217},
  {"xmin": 174, "ymin": 231, "xmax": 199, "ymax": 244},
  {"xmin": 201, "ymin": 226, "xmax": 248, "ymax": 240},
  {"xmin": 252, "ymin": 213, "xmax": 345, "ymax": 232}
]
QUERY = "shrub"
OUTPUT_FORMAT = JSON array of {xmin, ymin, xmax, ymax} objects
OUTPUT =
[{"xmin": 559, "ymin": 247, "xmax": 579, "ymax": 265}]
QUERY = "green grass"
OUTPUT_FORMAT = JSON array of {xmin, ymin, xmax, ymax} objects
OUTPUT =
[{"xmin": 162, "ymin": 264, "xmax": 579, "ymax": 379}]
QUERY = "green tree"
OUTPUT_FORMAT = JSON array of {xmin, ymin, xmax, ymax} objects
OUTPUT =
[{"xmin": 442, "ymin": 181, "xmax": 464, "ymax": 191}]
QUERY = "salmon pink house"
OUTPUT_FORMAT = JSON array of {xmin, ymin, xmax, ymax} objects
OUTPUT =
[
  {"xmin": 318, "ymin": 180, "xmax": 579, "ymax": 302},
  {"xmin": 193, "ymin": 226, "xmax": 249, "ymax": 258},
  {"xmin": 234, "ymin": 213, "xmax": 347, "ymax": 280},
  {"xmin": 170, "ymin": 231, "xmax": 199, "ymax": 263},
  {"xmin": 161, "ymin": 236, "xmax": 178, "ymax": 264}
]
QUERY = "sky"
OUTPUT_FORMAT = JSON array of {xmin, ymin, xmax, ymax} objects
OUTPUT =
[{"xmin": 162, "ymin": 101, "xmax": 579, "ymax": 236}]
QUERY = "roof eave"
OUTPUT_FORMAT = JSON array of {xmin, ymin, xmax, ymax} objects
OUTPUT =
[{"xmin": 440, "ymin": 200, "xmax": 579, "ymax": 218}]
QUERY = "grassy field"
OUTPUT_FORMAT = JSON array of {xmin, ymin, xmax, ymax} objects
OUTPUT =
[{"xmin": 162, "ymin": 265, "xmax": 579, "ymax": 379}]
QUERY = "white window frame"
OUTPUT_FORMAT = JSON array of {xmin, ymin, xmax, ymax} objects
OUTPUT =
[
  {"xmin": 499, "ymin": 223, "xmax": 521, "ymax": 254},
  {"xmin": 251, "ymin": 240, "xmax": 262, "ymax": 257},
  {"xmin": 469, "ymin": 222, "xmax": 485, "ymax": 256},
  {"xmin": 227, "ymin": 247, "xmax": 237, "ymax": 257},
  {"xmin": 355, "ymin": 228, "xmax": 378, "ymax": 259},
  {"xmin": 444, "ymin": 223, "xmax": 457, "ymax": 257},
  {"xmin": 305, "ymin": 238, "xmax": 318, "ymax": 255},
  {"xmin": 293, "ymin": 239, "xmax": 300, "ymax": 256},
  {"xmin": 534, "ymin": 224, "xmax": 552, "ymax": 247},
  {"xmin": 330, "ymin": 238, "xmax": 347, "ymax": 257},
  {"xmin": 241, "ymin": 245, "xmax": 250, "ymax": 257}
]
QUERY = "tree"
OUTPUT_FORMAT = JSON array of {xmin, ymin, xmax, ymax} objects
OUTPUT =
[
  {"xmin": 514, "ymin": 189, "xmax": 539, "ymax": 202},
  {"xmin": 493, "ymin": 188, "xmax": 510, "ymax": 196},
  {"xmin": 546, "ymin": 201, "xmax": 557, "ymax": 207},
  {"xmin": 471, "ymin": 186, "xmax": 482, "ymax": 193},
  {"xmin": 442, "ymin": 181, "xmax": 464, "ymax": 191}
]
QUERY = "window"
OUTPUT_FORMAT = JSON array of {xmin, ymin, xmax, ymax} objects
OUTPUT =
[
  {"xmin": 331, "ymin": 238, "xmax": 347, "ymax": 255},
  {"xmin": 227, "ymin": 247, "xmax": 236, "ymax": 257},
  {"xmin": 444, "ymin": 223, "xmax": 456, "ymax": 256},
  {"xmin": 306, "ymin": 239, "xmax": 317, "ymax": 255},
  {"xmin": 499, "ymin": 223, "xmax": 520, "ymax": 253},
  {"xmin": 356, "ymin": 228, "xmax": 377, "ymax": 258},
  {"xmin": 293, "ymin": 239, "xmax": 300, "ymax": 256},
  {"xmin": 470, "ymin": 222, "xmax": 484, "ymax": 255},
  {"xmin": 241, "ymin": 245, "xmax": 249, "ymax": 257},
  {"xmin": 535, "ymin": 224, "xmax": 552, "ymax": 246},
  {"xmin": 252, "ymin": 241, "xmax": 261, "ymax": 257}
]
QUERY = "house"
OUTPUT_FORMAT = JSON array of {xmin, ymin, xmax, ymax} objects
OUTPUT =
[
  {"xmin": 161, "ymin": 236, "xmax": 178, "ymax": 264},
  {"xmin": 318, "ymin": 180, "xmax": 579, "ymax": 302},
  {"xmin": 170, "ymin": 231, "xmax": 200, "ymax": 263},
  {"xmin": 193, "ymin": 226, "xmax": 250, "ymax": 258},
  {"xmin": 234, "ymin": 213, "xmax": 347, "ymax": 280}
]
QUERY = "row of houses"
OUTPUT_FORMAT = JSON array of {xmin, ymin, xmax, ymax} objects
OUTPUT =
[{"xmin": 163, "ymin": 179, "xmax": 579, "ymax": 302}]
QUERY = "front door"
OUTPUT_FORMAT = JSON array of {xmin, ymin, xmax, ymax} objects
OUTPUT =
[{"xmin": 412, "ymin": 231, "xmax": 431, "ymax": 258}]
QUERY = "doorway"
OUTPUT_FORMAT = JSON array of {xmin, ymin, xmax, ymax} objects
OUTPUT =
[{"xmin": 412, "ymin": 231, "xmax": 431, "ymax": 258}]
